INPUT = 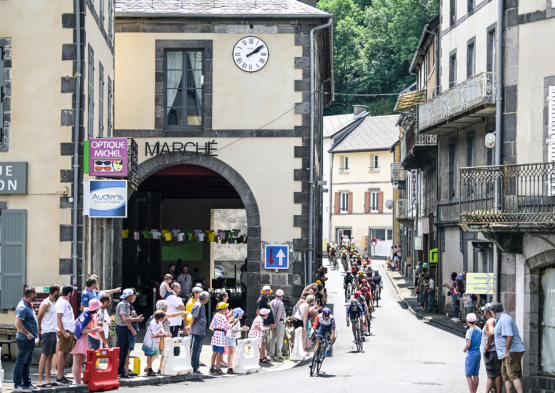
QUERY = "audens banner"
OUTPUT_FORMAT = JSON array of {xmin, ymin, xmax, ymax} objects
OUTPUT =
[{"xmin": 86, "ymin": 180, "xmax": 127, "ymax": 218}]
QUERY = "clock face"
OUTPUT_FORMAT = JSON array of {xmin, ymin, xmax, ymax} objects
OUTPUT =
[{"xmin": 232, "ymin": 36, "xmax": 270, "ymax": 72}]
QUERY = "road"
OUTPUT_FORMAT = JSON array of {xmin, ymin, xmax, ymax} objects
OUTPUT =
[{"xmin": 122, "ymin": 261, "xmax": 486, "ymax": 393}]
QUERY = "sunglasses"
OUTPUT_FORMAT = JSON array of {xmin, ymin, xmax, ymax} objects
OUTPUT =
[
  {"xmin": 94, "ymin": 166, "xmax": 113, "ymax": 171},
  {"xmin": 95, "ymin": 161, "xmax": 112, "ymax": 165}
]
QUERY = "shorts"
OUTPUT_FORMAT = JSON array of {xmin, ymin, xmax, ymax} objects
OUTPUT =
[
  {"xmin": 465, "ymin": 354, "xmax": 481, "ymax": 376},
  {"xmin": 262, "ymin": 328, "xmax": 271, "ymax": 344},
  {"xmin": 56, "ymin": 330, "xmax": 76, "ymax": 353},
  {"xmin": 501, "ymin": 352, "xmax": 524, "ymax": 382},
  {"xmin": 484, "ymin": 350, "xmax": 502, "ymax": 378},
  {"xmin": 226, "ymin": 337, "xmax": 237, "ymax": 347},
  {"xmin": 292, "ymin": 319, "xmax": 304, "ymax": 329},
  {"xmin": 41, "ymin": 332, "xmax": 57, "ymax": 355},
  {"xmin": 142, "ymin": 341, "xmax": 159, "ymax": 357},
  {"xmin": 128, "ymin": 331, "xmax": 137, "ymax": 351},
  {"xmin": 348, "ymin": 310, "xmax": 361, "ymax": 323},
  {"xmin": 88, "ymin": 335, "xmax": 102, "ymax": 350},
  {"xmin": 212, "ymin": 345, "xmax": 225, "ymax": 353},
  {"xmin": 316, "ymin": 325, "xmax": 333, "ymax": 341}
]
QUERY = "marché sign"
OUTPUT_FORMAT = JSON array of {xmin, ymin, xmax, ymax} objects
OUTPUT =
[
  {"xmin": 145, "ymin": 141, "xmax": 218, "ymax": 157},
  {"xmin": 0, "ymin": 162, "xmax": 27, "ymax": 194}
]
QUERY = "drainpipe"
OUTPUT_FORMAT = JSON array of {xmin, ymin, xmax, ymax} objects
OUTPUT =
[
  {"xmin": 309, "ymin": 18, "xmax": 333, "ymax": 282},
  {"xmin": 494, "ymin": 0, "xmax": 504, "ymax": 302},
  {"xmin": 320, "ymin": 77, "xmax": 332, "ymax": 245},
  {"xmin": 72, "ymin": 0, "xmax": 82, "ymax": 287}
]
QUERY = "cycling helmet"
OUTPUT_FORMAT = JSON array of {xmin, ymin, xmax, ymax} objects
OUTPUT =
[
  {"xmin": 358, "ymin": 271, "xmax": 363, "ymax": 275},
  {"xmin": 342, "ymin": 250, "xmax": 346, "ymax": 253},
  {"xmin": 374, "ymin": 270, "xmax": 379, "ymax": 274},
  {"xmin": 346, "ymin": 271, "xmax": 352, "ymax": 276},
  {"xmin": 351, "ymin": 236, "xmax": 354, "ymax": 238},
  {"xmin": 364, "ymin": 255, "xmax": 368, "ymax": 258},
  {"xmin": 362, "ymin": 261, "xmax": 367, "ymax": 265},
  {"xmin": 361, "ymin": 279, "xmax": 367, "ymax": 284},
  {"xmin": 350, "ymin": 298, "xmax": 359, "ymax": 306},
  {"xmin": 354, "ymin": 291, "xmax": 362, "ymax": 298},
  {"xmin": 322, "ymin": 307, "xmax": 331, "ymax": 316}
]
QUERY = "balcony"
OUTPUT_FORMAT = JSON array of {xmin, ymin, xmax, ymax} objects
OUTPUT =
[
  {"xmin": 396, "ymin": 199, "xmax": 415, "ymax": 221},
  {"xmin": 418, "ymin": 72, "xmax": 496, "ymax": 134},
  {"xmin": 460, "ymin": 163, "xmax": 555, "ymax": 234},
  {"xmin": 391, "ymin": 163, "xmax": 407, "ymax": 182},
  {"xmin": 400, "ymin": 127, "xmax": 437, "ymax": 170}
]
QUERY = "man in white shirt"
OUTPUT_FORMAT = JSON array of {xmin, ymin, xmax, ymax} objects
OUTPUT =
[
  {"xmin": 37, "ymin": 285, "xmax": 61, "ymax": 387},
  {"xmin": 425, "ymin": 275, "xmax": 435, "ymax": 312},
  {"xmin": 166, "ymin": 283, "xmax": 185, "ymax": 338},
  {"xmin": 56, "ymin": 285, "xmax": 76, "ymax": 384}
]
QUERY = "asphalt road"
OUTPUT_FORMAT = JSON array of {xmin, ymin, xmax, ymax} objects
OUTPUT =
[{"xmin": 122, "ymin": 261, "xmax": 486, "ymax": 393}]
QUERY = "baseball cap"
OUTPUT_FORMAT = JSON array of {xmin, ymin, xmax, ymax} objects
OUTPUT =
[
  {"xmin": 260, "ymin": 309, "xmax": 270, "ymax": 315},
  {"xmin": 466, "ymin": 313, "xmax": 477, "ymax": 323},
  {"xmin": 276, "ymin": 289, "xmax": 284, "ymax": 297},
  {"xmin": 481, "ymin": 303, "xmax": 492, "ymax": 313},
  {"xmin": 192, "ymin": 287, "xmax": 202, "ymax": 293},
  {"xmin": 121, "ymin": 288, "xmax": 134, "ymax": 299}
]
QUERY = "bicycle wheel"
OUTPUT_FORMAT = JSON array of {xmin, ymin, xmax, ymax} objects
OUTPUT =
[
  {"xmin": 375, "ymin": 295, "xmax": 379, "ymax": 308},
  {"xmin": 316, "ymin": 343, "xmax": 325, "ymax": 374},
  {"xmin": 310, "ymin": 350, "xmax": 319, "ymax": 376},
  {"xmin": 355, "ymin": 326, "xmax": 362, "ymax": 352}
]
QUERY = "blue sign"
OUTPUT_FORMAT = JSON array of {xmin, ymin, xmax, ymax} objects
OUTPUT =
[
  {"xmin": 88, "ymin": 180, "xmax": 127, "ymax": 218},
  {"xmin": 265, "ymin": 245, "xmax": 289, "ymax": 270}
]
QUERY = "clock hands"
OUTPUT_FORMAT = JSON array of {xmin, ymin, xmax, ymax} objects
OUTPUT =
[{"xmin": 246, "ymin": 45, "xmax": 264, "ymax": 58}]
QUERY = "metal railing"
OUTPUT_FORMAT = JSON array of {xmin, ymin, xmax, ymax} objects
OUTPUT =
[
  {"xmin": 396, "ymin": 199, "xmax": 415, "ymax": 220},
  {"xmin": 460, "ymin": 163, "xmax": 555, "ymax": 228},
  {"xmin": 400, "ymin": 128, "xmax": 437, "ymax": 162},
  {"xmin": 391, "ymin": 163, "xmax": 407, "ymax": 182},
  {"xmin": 419, "ymin": 72, "xmax": 496, "ymax": 131}
]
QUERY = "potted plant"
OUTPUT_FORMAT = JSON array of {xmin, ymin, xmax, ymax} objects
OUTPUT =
[{"xmin": 109, "ymin": 314, "xmax": 118, "ymax": 347}]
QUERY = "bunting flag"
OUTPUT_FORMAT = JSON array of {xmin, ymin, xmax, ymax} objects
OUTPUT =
[{"xmin": 124, "ymin": 228, "xmax": 248, "ymax": 244}]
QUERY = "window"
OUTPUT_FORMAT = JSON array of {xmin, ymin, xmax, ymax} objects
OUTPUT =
[
  {"xmin": 100, "ymin": 0, "xmax": 104, "ymax": 26},
  {"xmin": 450, "ymin": 0, "xmax": 456, "ymax": 25},
  {"xmin": 371, "ymin": 229, "xmax": 386, "ymax": 241},
  {"xmin": 340, "ymin": 192, "xmax": 349, "ymax": 213},
  {"xmin": 0, "ymin": 46, "xmax": 4, "ymax": 142},
  {"xmin": 468, "ymin": 0, "xmax": 474, "ymax": 13},
  {"xmin": 108, "ymin": 0, "xmax": 113, "ymax": 42},
  {"xmin": 487, "ymin": 29, "xmax": 496, "ymax": 73},
  {"xmin": 98, "ymin": 63, "xmax": 104, "ymax": 137},
  {"xmin": 88, "ymin": 47, "xmax": 94, "ymax": 138},
  {"xmin": 467, "ymin": 42, "xmax": 475, "ymax": 78},
  {"xmin": 370, "ymin": 192, "xmax": 379, "ymax": 213},
  {"xmin": 466, "ymin": 134, "xmax": 474, "ymax": 167},
  {"xmin": 448, "ymin": 139, "xmax": 456, "ymax": 199},
  {"xmin": 340, "ymin": 156, "xmax": 349, "ymax": 173},
  {"xmin": 370, "ymin": 154, "xmax": 379, "ymax": 171},
  {"xmin": 165, "ymin": 51, "xmax": 203, "ymax": 128},
  {"xmin": 107, "ymin": 76, "xmax": 112, "ymax": 137},
  {"xmin": 387, "ymin": 229, "xmax": 393, "ymax": 241},
  {"xmin": 449, "ymin": 53, "xmax": 457, "ymax": 88},
  {"xmin": 540, "ymin": 267, "xmax": 555, "ymax": 376}
]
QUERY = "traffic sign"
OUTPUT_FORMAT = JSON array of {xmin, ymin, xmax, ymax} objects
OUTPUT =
[
  {"xmin": 466, "ymin": 273, "xmax": 494, "ymax": 294},
  {"xmin": 371, "ymin": 238, "xmax": 378, "ymax": 247},
  {"xmin": 265, "ymin": 245, "xmax": 289, "ymax": 269}
]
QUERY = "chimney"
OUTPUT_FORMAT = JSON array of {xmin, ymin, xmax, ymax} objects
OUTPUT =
[
  {"xmin": 353, "ymin": 105, "xmax": 368, "ymax": 116},
  {"xmin": 298, "ymin": 0, "xmax": 317, "ymax": 7}
]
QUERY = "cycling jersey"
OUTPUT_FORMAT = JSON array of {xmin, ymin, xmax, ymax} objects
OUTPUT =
[
  {"xmin": 346, "ymin": 303, "xmax": 365, "ymax": 322},
  {"xmin": 372, "ymin": 275, "xmax": 383, "ymax": 285},
  {"xmin": 350, "ymin": 266, "xmax": 358, "ymax": 274},
  {"xmin": 344, "ymin": 275, "xmax": 354, "ymax": 284},
  {"xmin": 341, "ymin": 253, "xmax": 348, "ymax": 261},
  {"xmin": 330, "ymin": 249, "xmax": 336, "ymax": 256},
  {"xmin": 358, "ymin": 284, "xmax": 373, "ymax": 300}
]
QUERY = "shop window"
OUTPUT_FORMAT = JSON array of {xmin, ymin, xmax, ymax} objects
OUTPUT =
[
  {"xmin": 540, "ymin": 267, "xmax": 555, "ymax": 375},
  {"xmin": 165, "ymin": 50, "xmax": 204, "ymax": 128}
]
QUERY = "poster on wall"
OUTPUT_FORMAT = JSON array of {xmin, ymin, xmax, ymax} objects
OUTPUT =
[
  {"xmin": 86, "ymin": 180, "xmax": 127, "ymax": 218},
  {"xmin": 88, "ymin": 138, "xmax": 128, "ymax": 177}
]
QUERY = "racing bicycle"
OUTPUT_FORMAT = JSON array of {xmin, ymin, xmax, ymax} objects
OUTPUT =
[
  {"xmin": 354, "ymin": 318, "xmax": 363, "ymax": 352},
  {"xmin": 310, "ymin": 330, "xmax": 331, "ymax": 376},
  {"xmin": 344, "ymin": 282, "xmax": 353, "ymax": 302}
]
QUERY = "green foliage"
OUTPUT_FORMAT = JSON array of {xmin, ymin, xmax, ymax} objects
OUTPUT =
[{"xmin": 318, "ymin": 0, "xmax": 439, "ymax": 116}]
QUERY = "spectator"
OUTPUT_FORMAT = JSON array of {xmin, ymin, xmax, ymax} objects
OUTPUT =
[
  {"xmin": 292, "ymin": 294, "xmax": 316, "ymax": 352},
  {"xmin": 209, "ymin": 303, "xmax": 230, "ymax": 374},
  {"xmin": 14, "ymin": 287, "xmax": 39, "ymax": 391},
  {"xmin": 177, "ymin": 265, "xmax": 193, "ymax": 298},
  {"xmin": 56, "ymin": 285, "xmax": 76, "ymax": 384},
  {"xmin": 481, "ymin": 303, "xmax": 503, "ymax": 393},
  {"xmin": 269, "ymin": 289, "xmax": 286, "ymax": 360},
  {"xmin": 37, "ymin": 285, "xmax": 61, "ymax": 387},
  {"xmin": 166, "ymin": 283, "xmax": 185, "ymax": 338},
  {"xmin": 256, "ymin": 285, "xmax": 275, "ymax": 364},
  {"xmin": 249, "ymin": 309, "xmax": 271, "ymax": 363},
  {"xmin": 186, "ymin": 287, "xmax": 202, "ymax": 327},
  {"xmin": 191, "ymin": 267, "xmax": 202, "ymax": 282},
  {"xmin": 80, "ymin": 276, "xmax": 121, "ymax": 312},
  {"xmin": 417, "ymin": 266, "xmax": 428, "ymax": 310},
  {"xmin": 226, "ymin": 308, "xmax": 249, "ymax": 374},
  {"xmin": 142, "ymin": 310, "xmax": 168, "ymax": 377},
  {"xmin": 167, "ymin": 264, "xmax": 177, "ymax": 281},
  {"xmin": 115, "ymin": 289, "xmax": 144, "ymax": 378},
  {"xmin": 190, "ymin": 291, "xmax": 209, "ymax": 374},
  {"xmin": 489, "ymin": 301, "xmax": 526, "ymax": 393},
  {"xmin": 125, "ymin": 289, "xmax": 139, "ymax": 374},
  {"xmin": 71, "ymin": 299, "xmax": 103, "ymax": 385},
  {"xmin": 443, "ymin": 272, "xmax": 460, "ymax": 322},
  {"xmin": 151, "ymin": 300, "xmax": 186, "ymax": 374},
  {"xmin": 425, "ymin": 274, "xmax": 435, "ymax": 312},
  {"xmin": 160, "ymin": 274, "xmax": 175, "ymax": 300},
  {"xmin": 456, "ymin": 273, "xmax": 467, "ymax": 324},
  {"xmin": 463, "ymin": 313, "xmax": 482, "ymax": 393},
  {"xmin": 316, "ymin": 266, "xmax": 328, "ymax": 287},
  {"xmin": 88, "ymin": 294, "xmax": 111, "ymax": 350},
  {"xmin": 393, "ymin": 245, "xmax": 400, "ymax": 270}
]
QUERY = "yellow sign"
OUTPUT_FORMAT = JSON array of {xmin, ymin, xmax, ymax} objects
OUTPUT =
[
  {"xmin": 323, "ymin": 239, "xmax": 327, "ymax": 252},
  {"xmin": 466, "ymin": 273, "xmax": 494, "ymax": 294}
]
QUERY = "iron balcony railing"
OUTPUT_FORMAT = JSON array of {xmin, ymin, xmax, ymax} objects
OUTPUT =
[
  {"xmin": 396, "ymin": 199, "xmax": 415, "ymax": 220},
  {"xmin": 400, "ymin": 129, "xmax": 437, "ymax": 162},
  {"xmin": 460, "ymin": 163, "xmax": 555, "ymax": 230},
  {"xmin": 391, "ymin": 163, "xmax": 407, "ymax": 182},
  {"xmin": 419, "ymin": 72, "xmax": 496, "ymax": 131}
]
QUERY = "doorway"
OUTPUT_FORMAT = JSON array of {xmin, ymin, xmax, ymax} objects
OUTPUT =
[
  {"xmin": 336, "ymin": 228, "xmax": 352, "ymax": 246},
  {"xmin": 368, "ymin": 228, "xmax": 393, "ymax": 257}
]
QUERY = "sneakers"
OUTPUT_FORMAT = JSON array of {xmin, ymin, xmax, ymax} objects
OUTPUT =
[
  {"xmin": 452, "ymin": 318, "xmax": 461, "ymax": 322},
  {"xmin": 56, "ymin": 377, "xmax": 72, "ymax": 385},
  {"xmin": 212, "ymin": 368, "xmax": 222, "ymax": 375},
  {"xmin": 14, "ymin": 386, "xmax": 30, "ymax": 392},
  {"xmin": 227, "ymin": 368, "xmax": 234, "ymax": 374},
  {"xmin": 27, "ymin": 385, "xmax": 40, "ymax": 391}
]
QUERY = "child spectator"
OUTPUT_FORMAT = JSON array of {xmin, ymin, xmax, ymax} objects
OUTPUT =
[
  {"xmin": 159, "ymin": 274, "xmax": 175, "ymax": 299},
  {"xmin": 463, "ymin": 313, "xmax": 482, "ymax": 393},
  {"xmin": 226, "ymin": 308, "xmax": 249, "ymax": 374},
  {"xmin": 249, "ymin": 308, "xmax": 270, "ymax": 363},
  {"xmin": 71, "ymin": 299, "xmax": 103, "ymax": 384},
  {"xmin": 209, "ymin": 303, "xmax": 231, "ymax": 374},
  {"xmin": 142, "ymin": 310, "xmax": 169, "ymax": 376}
]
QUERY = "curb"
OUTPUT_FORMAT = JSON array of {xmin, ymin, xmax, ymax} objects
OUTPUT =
[{"xmin": 118, "ymin": 372, "xmax": 215, "ymax": 387}]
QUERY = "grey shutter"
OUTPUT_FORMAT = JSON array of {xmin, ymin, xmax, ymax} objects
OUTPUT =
[
  {"xmin": 0, "ymin": 47, "xmax": 4, "ymax": 140},
  {"xmin": 108, "ymin": 76, "xmax": 112, "ymax": 137},
  {"xmin": 99, "ymin": 63, "xmax": 104, "ymax": 137},
  {"xmin": 88, "ymin": 48, "xmax": 94, "ymax": 138},
  {"xmin": 1, "ymin": 210, "xmax": 27, "ymax": 309},
  {"xmin": 108, "ymin": 0, "xmax": 113, "ymax": 41}
]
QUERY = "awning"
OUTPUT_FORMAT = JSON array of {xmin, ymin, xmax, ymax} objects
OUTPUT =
[{"xmin": 394, "ymin": 89, "xmax": 427, "ymax": 112}]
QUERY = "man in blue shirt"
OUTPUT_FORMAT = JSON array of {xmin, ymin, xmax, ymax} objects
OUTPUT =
[
  {"xmin": 490, "ymin": 301, "xmax": 525, "ymax": 393},
  {"xmin": 80, "ymin": 275, "xmax": 120, "ymax": 312},
  {"xmin": 14, "ymin": 287, "xmax": 39, "ymax": 391}
]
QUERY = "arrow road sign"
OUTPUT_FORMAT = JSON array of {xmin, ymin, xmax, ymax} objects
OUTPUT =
[
  {"xmin": 466, "ymin": 273, "xmax": 494, "ymax": 294},
  {"xmin": 265, "ymin": 245, "xmax": 289, "ymax": 270}
]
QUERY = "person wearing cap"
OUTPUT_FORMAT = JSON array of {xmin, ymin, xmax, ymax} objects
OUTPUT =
[
  {"xmin": 208, "ymin": 303, "xmax": 231, "ymax": 374},
  {"xmin": 481, "ymin": 303, "xmax": 502, "ymax": 393},
  {"xmin": 125, "ymin": 289, "xmax": 140, "ymax": 374},
  {"xmin": 71, "ymin": 299, "xmax": 103, "ymax": 385},
  {"xmin": 249, "ymin": 308, "xmax": 271, "ymax": 363},
  {"xmin": 89, "ymin": 294, "xmax": 111, "ymax": 351},
  {"xmin": 463, "ymin": 313, "xmax": 482, "ymax": 393},
  {"xmin": 185, "ymin": 286, "xmax": 202, "ymax": 327},
  {"xmin": 256, "ymin": 285, "xmax": 275, "ymax": 364},
  {"xmin": 226, "ymin": 308, "xmax": 249, "ymax": 374},
  {"xmin": 56, "ymin": 285, "xmax": 76, "ymax": 384},
  {"xmin": 269, "ymin": 289, "xmax": 286, "ymax": 360},
  {"xmin": 115, "ymin": 288, "xmax": 144, "ymax": 378}
]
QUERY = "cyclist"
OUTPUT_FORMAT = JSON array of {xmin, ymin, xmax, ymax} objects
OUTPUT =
[
  {"xmin": 312, "ymin": 308, "xmax": 336, "ymax": 358},
  {"xmin": 358, "ymin": 279, "xmax": 374, "ymax": 313},
  {"xmin": 353, "ymin": 291, "xmax": 371, "ymax": 336},
  {"xmin": 372, "ymin": 269, "xmax": 384, "ymax": 300},
  {"xmin": 341, "ymin": 249, "xmax": 349, "ymax": 267},
  {"xmin": 362, "ymin": 255, "xmax": 371, "ymax": 265},
  {"xmin": 364, "ymin": 264, "xmax": 373, "ymax": 278},
  {"xmin": 329, "ymin": 244, "xmax": 337, "ymax": 262},
  {"xmin": 346, "ymin": 298, "xmax": 365, "ymax": 342},
  {"xmin": 350, "ymin": 236, "xmax": 356, "ymax": 255},
  {"xmin": 344, "ymin": 272, "xmax": 354, "ymax": 300}
]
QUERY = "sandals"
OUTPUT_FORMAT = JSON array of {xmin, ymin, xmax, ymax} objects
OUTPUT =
[
  {"xmin": 259, "ymin": 357, "xmax": 271, "ymax": 364},
  {"xmin": 146, "ymin": 369, "xmax": 157, "ymax": 377}
]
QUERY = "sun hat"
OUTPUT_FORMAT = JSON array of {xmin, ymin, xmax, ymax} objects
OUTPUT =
[
  {"xmin": 218, "ymin": 303, "xmax": 229, "ymax": 310},
  {"xmin": 422, "ymin": 263, "xmax": 428, "ymax": 268},
  {"xmin": 260, "ymin": 309, "xmax": 270, "ymax": 315},
  {"xmin": 192, "ymin": 287, "xmax": 202, "ymax": 293},
  {"xmin": 88, "ymin": 299, "xmax": 101, "ymax": 312},
  {"xmin": 233, "ymin": 308, "xmax": 245, "ymax": 317},
  {"xmin": 261, "ymin": 285, "xmax": 273, "ymax": 294},
  {"xmin": 121, "ymin": 288, "xmax": 134, "ymax": 299},
  {"xmin": 276, "ymin": 289, "xmax": 284, "ymax": 297},
  {"xmin": 466, "ymin": 313, "xmax": 477, "ymax": 323}
]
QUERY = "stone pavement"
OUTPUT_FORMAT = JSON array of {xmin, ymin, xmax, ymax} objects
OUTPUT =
[{"xmin": 383, "ymin": 264, "xmax": 467, "ymax": 337}]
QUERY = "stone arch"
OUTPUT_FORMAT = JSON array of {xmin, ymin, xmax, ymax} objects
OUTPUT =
[{"xmin": 136, "ymin": 152, "xmax": 261, "ymax": 314}]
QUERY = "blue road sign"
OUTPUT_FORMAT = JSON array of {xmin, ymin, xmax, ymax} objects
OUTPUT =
[{"xmin": 265, "ymin": 245, "xmax": 289, "ymax": 269}]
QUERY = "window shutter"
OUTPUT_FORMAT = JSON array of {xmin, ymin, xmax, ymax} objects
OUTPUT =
[
  {"xmin": 334, "ymin": 192, "xmax": 340, "ymax": 214},
  {"xmin": 1, "ymin": 210, "xmax": 27, "ymax": 310},
  {"xmin": 347, "ymin": 192, "xmax": 353, "ymax": 214},
  {"xmin": 378, "ymin": 191, "xmax": 384, "ymax": 213},
  {"xmin": 0, "ymin": 47, "xmax": 4, "ymax": 139},
  {"xmin": 364, "ymin": 191, "xmax": 370, "ymax": 213}
]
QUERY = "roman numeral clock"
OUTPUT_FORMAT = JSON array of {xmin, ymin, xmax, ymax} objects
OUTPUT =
[{"xmin": 233, "ymin": 36, "xmax": 270, "ymax": 72}]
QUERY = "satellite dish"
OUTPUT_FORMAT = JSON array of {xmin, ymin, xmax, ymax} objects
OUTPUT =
[
  {"xmin": 485, "ymin": 133, "xmax": 496, "ymax": 148},
  {"xmin": 385, "ymin": 200, "xmax": 394, "ymax": 210}
]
